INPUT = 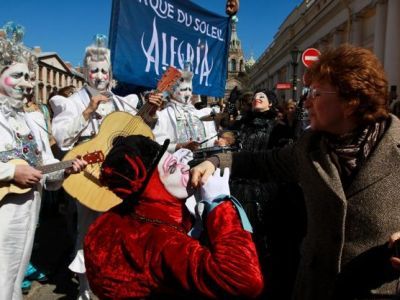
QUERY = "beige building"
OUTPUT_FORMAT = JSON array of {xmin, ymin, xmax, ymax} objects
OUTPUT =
[
  {"xmin": 33, "ymin": 47, "xmax": 84, "ymax": 104},
  {"xmin": 249, "ymin": 0, "xmax": 400, "ymax": 102}
]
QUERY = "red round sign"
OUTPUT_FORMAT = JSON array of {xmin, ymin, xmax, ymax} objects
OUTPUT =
[{"xmin": 301, "ymin": 48, "xmax": 321, "ymax": 68}]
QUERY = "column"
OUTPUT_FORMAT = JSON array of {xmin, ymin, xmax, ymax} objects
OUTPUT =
[
  {"xmin": 333, "ymin": 29, "xmax": 343, "ymax": 47},
  {"xmin": 351, "ymin": 16, "xmax": 363, "ymax": 46},
  {"xmin": 373, "ymin": 0, "xmax": 387, "ymax": 63},
  {"xmin": 384, "ymin": 0, "xmax": 400, "ymax": 89},
  {"xmin": 49, "ymin": 69, "xmax": 53, "ymax": 85}
]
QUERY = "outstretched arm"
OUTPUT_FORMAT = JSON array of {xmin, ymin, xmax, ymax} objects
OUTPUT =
[{"xmin": 159, "ymin": 201, "xmax": 263, "ymax": 299}]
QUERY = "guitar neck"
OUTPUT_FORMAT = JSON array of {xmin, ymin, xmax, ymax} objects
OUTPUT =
[
  {"xmin": 137, "ymin": 101, "xmax": 154, "ymax": 119},
  {"xmin": 36, "ymin": 160, "xmax": 74, "ymax": 174},
  {"xmin": 137, "ymin": 89, "xmax": 162, "ymax": 119}
]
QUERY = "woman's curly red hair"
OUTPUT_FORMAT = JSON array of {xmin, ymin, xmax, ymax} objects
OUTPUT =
[{"xmin": 308, "ymin": 44, "xmax": 389, "ymax": 125}]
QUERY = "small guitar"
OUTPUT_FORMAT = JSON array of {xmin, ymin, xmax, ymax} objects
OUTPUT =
[
  {"xmin": 62, "ymin": 67, "xmax": 181, "ymax": 212},
  {"xmin": 0, "ymin": 151, "xmax": 104, "ymax": 202}
]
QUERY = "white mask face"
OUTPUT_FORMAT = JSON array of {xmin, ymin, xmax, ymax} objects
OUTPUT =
[
  {"xmin": 158, "ymin": 151, "xmax": 191, "ymax": 199},
  {"xmin": 0, "ymin": 62, "xmax": 33, "ymax": 100},
  {"xmin": 173, "ymin": 79, "xmax": 193, "ymax": 104},
  {"xmin": 252, "ymin": 92, "xmax": 271, "ymax": 112},
  {"xmin": 87, "ymin": 60, "xmax": 110, "ymax": 91}
]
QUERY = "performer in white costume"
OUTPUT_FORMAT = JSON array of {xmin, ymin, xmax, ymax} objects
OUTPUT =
[
  {"xmin": 153, "ymin": 66, "xmax": 218, "ymax": 153},
  {"xmin": 0, "ymin": 22, "xmax": 86, "ymax": 300},
  {"xmin": 50, "ymin": 35, "xmax": 162, "ymax": 300}
]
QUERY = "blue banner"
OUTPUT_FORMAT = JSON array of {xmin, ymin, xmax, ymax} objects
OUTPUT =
[{"xmin": 109, "ymin": 0, "xmax": 231, "ymax": 97}]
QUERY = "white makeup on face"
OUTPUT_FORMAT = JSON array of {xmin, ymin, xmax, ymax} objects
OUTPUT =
[
  {"xmin": 87, "ymin": 60, "xmax": 110, "ymax": 91},
  {"xmin": 173, "ymin": 79, "xmax": 193, "ymax": 104},
  {"xmin": 252, "ymin": 92, "xmax": 271, "ymax": 112},
  {"xmin": 0, "ymin": 62, "xmax": 33, "ymax": 101},
  {"xmin": 158, "ymin": 152, "xmax": 191, "ymax": 199}
]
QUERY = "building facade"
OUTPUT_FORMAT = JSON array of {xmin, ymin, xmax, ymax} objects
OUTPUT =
[
  {"xmin": 34, "ymin": 47, "xmax": 84, "ymax": 104},
  {"xmin": 249, "ymin": 0, "xmax": 400, "ymax": 102}
]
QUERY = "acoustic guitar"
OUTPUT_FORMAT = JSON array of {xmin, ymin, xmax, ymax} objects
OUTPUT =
[
  {"xmin": 0, "ymin": 151, "xmax": 104, "ymax": 202},
  {"xmin": 62, "ymin": 67, "xmax": 181, "ymax": 212}
]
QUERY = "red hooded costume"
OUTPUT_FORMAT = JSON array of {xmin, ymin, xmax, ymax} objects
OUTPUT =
[{"xmin": 84, "ymin": 135, "xmax": 263, "ymax": 299}]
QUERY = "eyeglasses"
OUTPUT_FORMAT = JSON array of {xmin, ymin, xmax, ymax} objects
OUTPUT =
[{"xmin": 307, "ymin": 88, "xmax": 337, "ymax": 100}]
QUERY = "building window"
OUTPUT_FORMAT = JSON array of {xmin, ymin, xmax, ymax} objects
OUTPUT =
[{"xmin": 230, "ymin": 59, "xmax": 237, "ymax": 72}]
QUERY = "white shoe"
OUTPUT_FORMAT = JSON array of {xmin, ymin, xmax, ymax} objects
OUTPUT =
[{"xmin": 77, "ymin": 289, "xmax": 91, "ymax": 300}]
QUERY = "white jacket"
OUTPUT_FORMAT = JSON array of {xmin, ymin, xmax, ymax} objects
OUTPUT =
[
  {"xmin": 0, "ymin": 110, "xmax": 63, "ymax": 189},
  {"xmin": 51, "ymin": 88, "xmax": 139, "ymax": 151},
  {"xmin": 153, "ymin": 101, "xmax": 218, "ymax": 153}
]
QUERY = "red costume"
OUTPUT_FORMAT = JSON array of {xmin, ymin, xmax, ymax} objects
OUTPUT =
[
  {"xmin": 84, "ymin": 135, "xmax": 263, "ymax": 299},
  {"xmin": 85, "ymin": 168, "xmax": 263, "ymax": 299}
]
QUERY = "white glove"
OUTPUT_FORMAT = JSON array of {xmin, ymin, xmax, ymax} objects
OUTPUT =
[
  {"xmin": 172, "ymin": 148, "xmax": 193, "ymax": 165},
  {"xmin": 200, "ymin": 168, "xmax": 230, "ymax": 202}
]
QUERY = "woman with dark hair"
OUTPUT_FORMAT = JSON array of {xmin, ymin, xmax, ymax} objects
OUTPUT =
[
  {"xmin": 227, "ymin": 89, "xmax": 280, "ymax": 295},
  {"xmin": 191, "ymin": 44, "xmax": 400, "ymax": 299},
  {"xmin": 235, "ymin": 89, "xmax": 277, "ymax": 151}
]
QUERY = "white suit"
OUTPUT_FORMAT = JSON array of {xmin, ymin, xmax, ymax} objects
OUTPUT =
[
  {"xmin": 51, "ymin": 88, "xmax": 139, "ymax": 151},
  {"xmin": 153, "ymin": 100, "xmax": 218, "ymax": 153},
  {"xmin": 0, "ymin": 109, "xmax": 64, "ymax": 300}
]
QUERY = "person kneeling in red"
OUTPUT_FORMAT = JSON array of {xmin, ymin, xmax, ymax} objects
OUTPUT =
[{"xmin": 84, "ymin": 135, "xmax": 263, "ymax": 299}]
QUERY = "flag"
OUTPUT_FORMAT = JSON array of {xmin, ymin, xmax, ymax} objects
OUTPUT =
[{"xmin": 109, "ymin": 0, "xmax": 231, "ymax": 97}]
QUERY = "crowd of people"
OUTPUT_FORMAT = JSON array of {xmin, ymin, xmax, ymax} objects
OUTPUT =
[{"xmin": 1, "ymin": 8, "xmax": 400, "ymax": 300}]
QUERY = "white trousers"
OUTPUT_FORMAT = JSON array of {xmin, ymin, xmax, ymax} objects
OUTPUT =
[
  {"xmin": 0, "ymin": 192, "xmax": 40, "ymax": 300},
  {"xmin": 69, "ymin": 201, "xmax": 101, "ymax": 298}
]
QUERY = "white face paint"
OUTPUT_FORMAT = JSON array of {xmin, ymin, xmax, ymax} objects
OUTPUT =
[
  {"xmin": 0, "ymin": 62, "xmax": 33, "ymax": 100},
  {"xmin": 252, "ymin": 92, "xmax": 271, "ymax": 112},
  {"xmin": 157, "ymin": 151, "xmax": 191, "ymax": 199},
  {"xmin": 87, "ymin": 60, "xmax": 110, "ymax": 91},
  {"xmin": 173, "ymin": 78, "xmax": 193, "ymax": 104}
]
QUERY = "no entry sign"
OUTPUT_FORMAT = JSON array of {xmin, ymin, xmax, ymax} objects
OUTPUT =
[{"xmin": 301, "ymin": 48, "xmax": 321, "ymax": 68}]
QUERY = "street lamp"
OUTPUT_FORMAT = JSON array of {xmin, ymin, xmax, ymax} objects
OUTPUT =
[{"xmin": 290, "ymin": 46, "xmax": 301, "ymax": 101}]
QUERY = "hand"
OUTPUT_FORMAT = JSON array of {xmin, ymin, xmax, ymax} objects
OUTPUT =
[
  {"xmin": 147, "ymin": 93, "xmax": 163, "ymax": 116},
  {"xmin": 389, "ymin": 232, "xmax": 400, "ymax": 270},
  {"xmin": 13, "ymin": 164, "xmax": 43, "ymax": 188},
  {"xmin": 83, "ymin": 94, "xmax": 109, "ymax": 120},
  {"xmin": 64, "ymin": 156, "xmax": 88, "ymax": 176},
  {"xmin": 148, "ymin": 93, "xmax": 163, "ymax": 107},
  {"xmin": 172, "ymin": 148, "xmax": 193, "ymax": 165},
  {"xmin": 191, "ymin": 160, "xmax": 216, "ymax": 188},
  {"xmin": 176, "ymin": 140, "xmax": 200, "ymax": 152},
  {"xmin": 200, "ymin": 168, "xmax": 230, "ymax": 202}
]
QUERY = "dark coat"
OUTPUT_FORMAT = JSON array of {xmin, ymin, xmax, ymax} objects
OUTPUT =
[{"xmin": 217, "ymin": 115, "xmax": 400, "ymax": 300}]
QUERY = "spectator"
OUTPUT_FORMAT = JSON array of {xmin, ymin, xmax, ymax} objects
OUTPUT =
[{"xmin": 191, "ymin": 44, "xmax": 400, "ymax": 299}]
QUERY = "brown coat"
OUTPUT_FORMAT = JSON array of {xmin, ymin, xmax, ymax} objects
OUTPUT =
[{"xmin": 218, "ymin": 115, "xmax": 400, "ymax": 299}]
